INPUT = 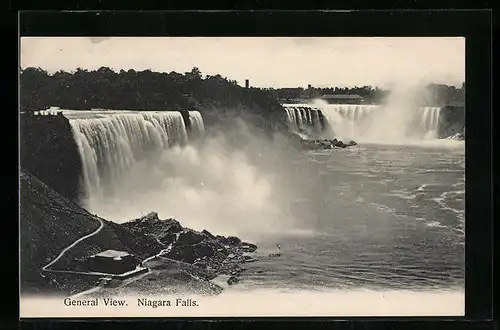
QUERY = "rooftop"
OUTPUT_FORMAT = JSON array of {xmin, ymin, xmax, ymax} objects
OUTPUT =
[
  {"xmin": 92, "ymin": 250, "xmax": 132, "ymax": 259},
  {"xmin": 321, "ymin": 94, "xmax": 364, "ymax": 99}
]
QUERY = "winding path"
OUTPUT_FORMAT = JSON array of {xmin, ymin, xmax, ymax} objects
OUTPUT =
[{"xmin": 41, "ymin": 216, "xmax": 105, "ymax": 272}]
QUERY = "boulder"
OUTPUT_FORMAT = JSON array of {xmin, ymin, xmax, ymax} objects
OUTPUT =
[
  {"xmin": 227, "ymin": 276, "xmax": 240, "ymax": 285},
  {"xmin": 137, "ymin": 212, "xmax": 159, "ymax": 222},
  {"xmin": 226, "ymin": 236, "xmax": 241, "ymax": 245},
  {"xmin": 163, "ymin": 244, "xmax": 196, "ymax": 264},
  {"xmin": 194, "ymin": 260, "xmax": 208, "ymax": 269},
  {"xmin": 243, "ymin": 255, "xmax": 257, "ymax": 263},
  {"xmin": 164, "ymin": 218, "xmax": 183, "ymax": 232},
  {"xmin": 193, "ymin": 242, "xmax": 216, "ymax": 259},
  {"xmin": 202, "ymin": 229, "xmax": 216, "ymax": 240},
  {"xmin": 176, "ymin": 230, "xmax": 204, "ymax": 245},
  {"xmin": 215, "ymin": 235, "xmax": 228, "ymax": 244},
  {"xmin": 240, "ymin": 242, "xmax": 258, "ymax": 252}
]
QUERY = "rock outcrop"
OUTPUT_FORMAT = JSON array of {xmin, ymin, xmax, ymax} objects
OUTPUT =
[
  {"xmin": 122, "ymin": 215, "xmax": 258, "ymax": 282},
  {"xmin": 20, "ymin": 170, "xmax": 257, "ymax": 296},
  {"xmin": 301, "ymin": 138, "xmax": 358, "ymax": 150},
  {"xmin": 285, "ymin": 132, "xmax": 358, "ymax": 150},
  {"xmin": 20, "ymin": 113, "xmax": 83, "ymax": 203},
  {"xmin": 445, "ymin": 132, "xmax": 465, "ymax": 141}
]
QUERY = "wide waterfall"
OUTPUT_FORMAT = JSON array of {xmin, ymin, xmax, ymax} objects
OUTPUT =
[
  {"xmin": 66, "ymin": 110, "xmax": 203, "ymax": 202},
  {"xmin": 283, "ymin": 103, "xmax": 445, "ymax": 143}
]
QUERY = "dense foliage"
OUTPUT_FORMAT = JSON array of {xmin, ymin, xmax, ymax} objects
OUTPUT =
[
  {"xmin": 20, "ymin": 66, "xmax": 282, "ymax": 111},
  {"xmin": 265, "ymin": 83, "xmax": 465, "ymax": 106},
  {"xmin": 20, "ymin": 66, "xmax": 464, "ymax": 135}
]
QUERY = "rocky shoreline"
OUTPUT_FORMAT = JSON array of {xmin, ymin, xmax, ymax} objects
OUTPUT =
[
  {"xmin": 445, "ymin": 132, "xmax": 465, "ymax": 141},
  {"xmin": 301, "ymin": 138, "xmax": 358, "ymax": 149},
  {"xmin": 285, "ymin": 131, "xmax": 358, "ymax": 150},
  {"xmin": 122, "ymin": 211, "xmax": 258, "ymax": 287},
  {"xmin": 38, "ymin": 211, "xmax": 258, "ymax": 296},
  {"xmin": 20, "ymin": 170, "xmax": 259, "ymax": 297}
]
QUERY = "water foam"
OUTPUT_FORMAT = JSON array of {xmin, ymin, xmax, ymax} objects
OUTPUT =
[
  {"xmin": 283, "ymin": 84, "xmax": 464, "ymax": 149},
  {"xmin": 69, "ymin": 111, "xmax": 190, "ymax": 201},
  {"xmin": 69, "ymin": 115, "xmax": 303, "ymax": 241}
]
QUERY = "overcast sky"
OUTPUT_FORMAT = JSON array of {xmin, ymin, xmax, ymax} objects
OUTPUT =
[{"xmin": 20, "ymin": 37, "xmax": 465, "ymax": 88}]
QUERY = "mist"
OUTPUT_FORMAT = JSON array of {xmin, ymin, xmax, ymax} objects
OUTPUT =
[
  {"xmin": 82, "ymin": 117, "xmax": 318, "ymax": 242},
  {"xmin": 313, "ymin": 83, "xmax": 465, "ymax": 149}
]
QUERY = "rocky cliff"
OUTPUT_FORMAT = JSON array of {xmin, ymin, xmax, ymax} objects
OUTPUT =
[
  {"xmin": 438, "ymin": 105, "xmax": 465, "ymax": 139},
  {"xmin": 20, "ymin": 170, "xmax": 257, "ymax": 296},
  {"xmin": 20, "ymin": 113, "xmax": 83, "ymax": 203}
]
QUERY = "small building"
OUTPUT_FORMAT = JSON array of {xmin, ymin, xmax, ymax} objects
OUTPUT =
[
  {"xmin": 321, "ymin": 94, "xmax": 365, "ymax": 104},
  {"xmin": 88, "ymin": 250, "xmax": 139, "ymax": 275}
]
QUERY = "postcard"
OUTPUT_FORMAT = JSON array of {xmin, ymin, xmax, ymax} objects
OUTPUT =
[{"xmin": 19, "ymin": 36, "xmax": 465, "ymax": 318}]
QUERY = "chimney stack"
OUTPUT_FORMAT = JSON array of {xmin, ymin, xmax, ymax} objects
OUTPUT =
[{"xmin": 245, "ymin": 79, "xmax": 250, "ymax": 88}]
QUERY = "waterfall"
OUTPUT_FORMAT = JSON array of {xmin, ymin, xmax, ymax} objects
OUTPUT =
[
  {"xmin": 283, "ymin": 104, "xmax": 322, "ymax": 136},
  {"xmin": 188, "ymin": 111, "xmax": 206, "ymax": 139},
  {"xmin": 140, "ymin": 111, "xmax": 188, "ymax": 146},
  {"xmin": 285, "ymin": 108, "xmax": 297, "ymax": 131},
  {"xmin": 292, "ymin": 108, "xmax": 303, "ymax": 131},
  {"xmin": 283, "ymin": 104, "xmax": 444, "ymax": 142},
  {"xmin": 421, "ymin": 107, "xmax": 442, "ymax": 138},
  {"xmin": 66, "ymin": 110, "xmax": 200, "ymax": 201},
  {"xmin": 310, "ymin": 108, "xmax": 322, "ymax": 133}
]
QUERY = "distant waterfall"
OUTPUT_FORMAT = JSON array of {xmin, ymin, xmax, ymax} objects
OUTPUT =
[
  {"xmin": 283, "ymin": 104, "xmax": 444, "ymax": 142},
  {"xmin": 67, "ymin": 110, "xmax": 201, "ymax": 200},
  {"xmin": 420, "ymin": 107, "xmax": 442, "ymax": 138}
]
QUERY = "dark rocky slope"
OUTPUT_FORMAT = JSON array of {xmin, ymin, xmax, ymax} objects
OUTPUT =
[
  {"xmin": 20, "ymin": 170, "xmax": 103, "ymax": 293},
  {"xmin": 20, "ymin": 170, "xmax": 257, "ymax": 296},
  {"xmin": 20, "ymin": 113, "xmax": 83, "ymax": 203}
]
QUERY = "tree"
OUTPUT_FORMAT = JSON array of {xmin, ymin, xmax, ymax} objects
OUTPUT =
[{"xmin": 186, "ymin": 67, "xmax": 202, "ymax": 80}]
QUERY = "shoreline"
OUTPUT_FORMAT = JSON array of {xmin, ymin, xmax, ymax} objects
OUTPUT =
[{"xmin": 20, "ymin": 170, "xmax": 260, "ymax": 298}]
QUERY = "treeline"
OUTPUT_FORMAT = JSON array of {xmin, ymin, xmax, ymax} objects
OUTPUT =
[
  {"xmin": 422, "ymin": 83, "xmax": 465, "ymax": 106},
  {"xmin": 264, "ymin": 86, "xmax": 389, "ymax": 104},
  {"xmin": 264, "ymin": 83, "xmax": 465, "ymax": 106},
  {"xmin": 20, "ymin": 66, "xmax": 286, "ymax": 132}
]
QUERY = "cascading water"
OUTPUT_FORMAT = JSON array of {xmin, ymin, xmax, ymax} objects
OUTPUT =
[
  {"xmin": 293, "ymin": 108, "xmax": 304, "ymax": 132},
  {"xmin": 141, "ymin": 112, "xmax": 189, "ymax": 146},
  {"xmin": 420, "ymin": 107, "xmax": 442, "ymax": 138},
  {"xmin": 310, "ymin": 108, "xmax": 323, "ymax": 134},
  {"xmin": 65, "ymin": 110, "xmax": 291, "ymax": 238},
  {"xmin": 283, "ymin": 104, "xmax": 322, "ymax": 137},
  {"xmin": 188, "ymin": 111, "xmax": 206, "ymax": 139},
  {"xmin": 283, "ymin": 102, "xmax": 445, "ymax": 143},
  {"xmin": 67, "ymin": 111, "xmax": 192, "ymax": 202},
  {"xmin": 316, "ymin": 104, "xmax": 379, "ymax": 141},
  {"xmin": 285, "ymin": 108, "xmax": 297, "ymax": 131}
]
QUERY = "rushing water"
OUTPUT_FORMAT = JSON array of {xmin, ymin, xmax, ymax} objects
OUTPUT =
[
  {"xmin": 283, "ymin": 104, "xmax": 446, "ymax": 143},
  {"xmin": 64, "ymin": 109, "xmax": 464, "ymax": 293},
  {"xmin": 230, "ymin": 142, "xmax": 465, "ymax": 291},
  {"xmin": 65, "ymin": 110, "xmax": 203, "ymax": 201}
]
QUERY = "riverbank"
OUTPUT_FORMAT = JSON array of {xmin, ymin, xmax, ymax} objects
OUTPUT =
[{"xmin": 20, "ymin": 170, "xmax": 258, "ymax": 297}]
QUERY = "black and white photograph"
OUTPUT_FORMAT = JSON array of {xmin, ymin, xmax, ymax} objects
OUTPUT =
[{"xmin": 19, "ymin": 36, "xmax": 465, "ymax": 317}]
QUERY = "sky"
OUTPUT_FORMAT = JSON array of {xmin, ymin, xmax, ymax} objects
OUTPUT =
[{"xmin": 20, "ymin": 37, "xmax": 465, "ymax": 88}]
